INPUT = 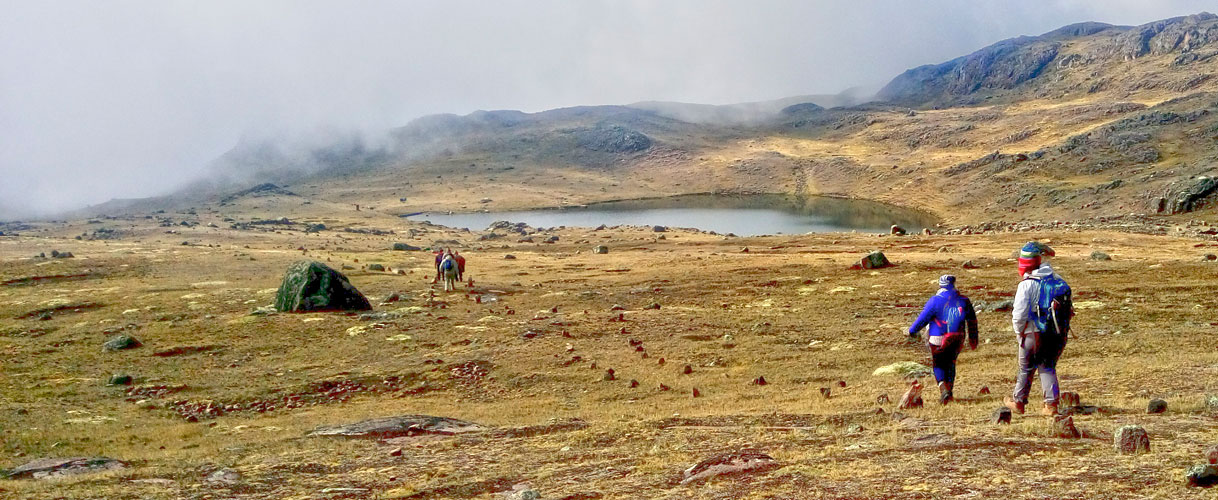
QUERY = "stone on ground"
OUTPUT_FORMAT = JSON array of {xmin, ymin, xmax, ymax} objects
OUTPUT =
[
  {"xmin": 309, "ymin": 415, "xmax": 484, "ymax": 438},
  {"xmin": 592, "ymin": 245, "xmax": 609, "ymax": 254},
  {"xmin": 857, "ymin": 251, "xmax": 891, "ymax": 269},
  {"xmin": 391, "ymin": 243, "xmax": 421, "ymax": 251},
  {"xmin": 107, "ymin": 374, "xmax": 133, "ymax": 386},
  {"xmin": 274, "ymin": 260, "xmax": 372, "ymax": 312},
  {"xmin": 1090, "ymin": 250, "xmax": 1112, "ymax": 260},
  {"xmin": 991, "ymin": 407, "xmax": 1012, "ymax": 424},
  {"xmin": 680, "ymin": 450, "xmax": 778, "ymax": 484},
  {"xmin": 1114, "ymin": 425, "xmax": 1151, "ymax": 454},
  {"xmin": 1060, "ymin": 391, "xmax": 1081, "ymax": 408},
  {"xmin": 898, "ymin": 381, "xmax": 924, "ymax": 410},
  {"xmin": 1186, "ymin": 464, "xmax": 1218, "ymax": 487},
  {"xmin": 5, "ymin": 457, "xmax": 125, "ymax": 479},
  {"xmin": 205, "ymin": 468, "xmax": 241, "ymax": 485},
  {"xmin": 872, "ymin": 361, "xmax": 931, "ymax": 378},
  {"xmin": 1053, "ymin": 415, "xmax": 1081, "ymax": 439},
  {"xmin": 1147, "ymin": 398, "xmax": 1167, "ymax": 414},
  {"xmin": 103, "ymin": 335, "xmax": 141, "ymax": 351},
  {"xmin": 1207, "ymin": 444, "xmax": 1218, "ymax": 465}
]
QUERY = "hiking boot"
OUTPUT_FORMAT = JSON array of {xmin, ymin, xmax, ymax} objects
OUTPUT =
[
  {"xmin": 938, "ymin": 382, "xmax": 953, "ymax": 405},
  {"xmin": 1042, "ymin": 403, "xmax": 1059, "ymax": 416},
  {"xmin": 1004, "ymin": 397, "xmax": 1025, "ymax": 414}
]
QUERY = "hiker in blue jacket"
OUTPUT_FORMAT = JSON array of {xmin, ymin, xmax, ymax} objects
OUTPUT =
[{"xmin": 909, "ymin": 275, "xmax": 979, "ymax": 404}]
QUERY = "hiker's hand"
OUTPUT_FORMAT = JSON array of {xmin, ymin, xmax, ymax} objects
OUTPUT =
[{"xmin": 907, "ymin": 331, "xmax": 919, "ymax": 341}]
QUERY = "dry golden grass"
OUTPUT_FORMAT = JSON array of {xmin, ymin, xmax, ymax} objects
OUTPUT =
[{"xmin": 3, "ymin": 211, "xmax": 1218, "ymax": 499}]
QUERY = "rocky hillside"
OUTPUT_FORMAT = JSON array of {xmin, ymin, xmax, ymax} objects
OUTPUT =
[
  {"xmin": 62, "ymin": 12, "xmax": 1218, "ymax": 229},
  {"xmin": 878, "ymin": 13, "xmax": 1218, "ymax": 107}
]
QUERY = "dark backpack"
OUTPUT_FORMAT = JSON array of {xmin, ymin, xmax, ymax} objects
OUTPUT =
[{"xmin": 1029, "ymin": 274, "xmax": 1073, "ymax": 342}]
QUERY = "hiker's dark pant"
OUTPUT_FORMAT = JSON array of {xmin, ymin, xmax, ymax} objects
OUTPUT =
[
  {"xmin": 929, "ymin": 333, "xmax": 965, "ymax": 384},
  {"xmin": 1013, "ymin": 332, "xmax": 1062, "ymax": 404}
]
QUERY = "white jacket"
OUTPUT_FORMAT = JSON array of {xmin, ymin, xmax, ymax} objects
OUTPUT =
[{"xmin": 1012, "ymin": 263, "xmax": 1057, "ymax": 335}]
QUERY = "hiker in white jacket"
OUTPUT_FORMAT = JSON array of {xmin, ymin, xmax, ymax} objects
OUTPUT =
[{"xmin": 1005, "ymin": 241, "xmax": 1068, "ymax": 416}]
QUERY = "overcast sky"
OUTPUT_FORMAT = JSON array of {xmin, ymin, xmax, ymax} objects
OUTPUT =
[{"xmin": 1, "ymin": 0, "xmax": 1213, "ymax": 217}]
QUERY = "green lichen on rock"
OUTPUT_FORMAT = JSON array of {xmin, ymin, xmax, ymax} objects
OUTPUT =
[{"xmin": 274, "ymin": 261, "xmax": 372, "ymax": 313}]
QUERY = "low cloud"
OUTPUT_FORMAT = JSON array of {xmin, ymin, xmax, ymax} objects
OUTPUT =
[{"xmin": 2, "ymin": 0, "xmax": 1213, "ymax": 217}]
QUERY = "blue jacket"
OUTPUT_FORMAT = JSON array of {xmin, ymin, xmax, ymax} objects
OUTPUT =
[{"xmin": 909, "ymin": 286, "xmax": 979, "ymax": 343}]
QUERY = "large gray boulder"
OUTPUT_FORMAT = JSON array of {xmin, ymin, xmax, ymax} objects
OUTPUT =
[{"xmin": 274, "ymin": 261, "xmax": 371, "ymax": 312}]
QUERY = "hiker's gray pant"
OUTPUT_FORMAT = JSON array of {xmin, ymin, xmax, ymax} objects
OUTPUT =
[{"xmin": 1013, "ymin": 333, "xmax": 1060, "ymax": 405}]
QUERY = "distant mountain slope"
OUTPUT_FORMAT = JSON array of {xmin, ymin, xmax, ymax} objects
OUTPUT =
[
  {"xmin": 53, "ymin": 12, "xmax": 1218, "ymax": 227},
  {"xmin": 878, "ymin": 13, "xmax": 1218, "ymax": 107}
]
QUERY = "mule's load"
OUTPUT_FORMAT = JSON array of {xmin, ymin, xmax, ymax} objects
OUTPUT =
[{"xmin": 274, "ymin": 260, "xmax": 372, "ymax": 312}]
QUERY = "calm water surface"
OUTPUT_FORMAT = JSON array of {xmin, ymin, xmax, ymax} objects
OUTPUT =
[{"xmin": 405, "ymin": 194, "xmax": 937, "ymax": 236}]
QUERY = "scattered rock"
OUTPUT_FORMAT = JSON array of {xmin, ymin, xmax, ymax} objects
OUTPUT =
[
  {"xmin": 652, "ymin": 225, "xmax": 667, "ymax": 232},
  {"xmin": 389, "ymin": 447, "xmax": 402, "ymax": 457},
  {"xmin": 680, "ymin": 450, "xmax": 778, "ymax": 484},
  {"xmin": 692, "ymin": 388, "xmax": 701, "ymax": 398},
  {"xmin": 1060, "ymin": 391, "xmax": 1081, "ymax": 408},
  {"xmin": 890, "ymin": 225, "xmax": 907, "ymax": 236},
  {"xmin": 961, "ymin": 260, "xmax": 979, "ymax": 269},
  {"xmin": 1114, "ymin": 425, "xmax": 1151, "ymax": 454},
  {"xmin": 1205, "ymin": 394, "xmax": 1218, "ymax": 413},
  {"xmin": 872, "ymin": 361, "xmax": 931, "ymax": 378},
  {"xmin": 974, "ymin": 299, "xmax": 1014, "ymax": 312},
  {"xmin": 603, "ymin": 369, "xmax": 616, "ymax": 381},
  {"xmin": 5, "ymin": 457, "xmax": 126, "ymax": 479},
  {"xmin": 682, "ymin": 365, "xmax": 693, "ymax": 375},
  {"xmin": 107, "ymin": 374, "xmax": 133, "ymax": 386},
  {"xmin": 1186, "ymin": 464, "xmax": 1218, "ymax": 487},
  {"xmin": 876, "ymin": 393, "xmax": 890, "ymax": 404},
  {"xmin": 1147, "ymin": 398, "xmax": 1167, "ymax": 414},
  {"xmin": 274, "ymin": 260, "xmax": 372, "ymax": 312},
  {"xmin": 629, "ymin": 379, "xmax": 639, "ymax": 388},
  {"xmin": 751, "ymin": 376, "xmax": 767, "ymax": 386},
  {"xmin": 856, "ymin": 251, "xmax": 891, "ymax": 270},
  {"xmin": 643, "ymin": 302, "xmax": 661, "ymax": 310},
  {"xmin": 1203, "ymin": 254, "xmax": 1218, "ymax": 261},
  {"xmin": 103, "ymin": 335, "xmax": 141, "ymax": 351},
  {"xmin": 592, "ymin": 245, "xmax": 609, "ymax": 255},
  {"xmin": 1090, "ymin": 250, "xmax": 1112, "ymax": 261},
  {"xmin": 979, "ymin": 386, "xmax": 991, "ymax": 395},
  {"xmin": 898, "ymin": 380, "xmax": 924, "ymax": 409},
  {"xmin": 504, "ymin": 254, "xmax": 517, "ymax": 260},
  {"xmin": 1053, "ymin": 414, "xmax": 1081, "ymax": 439},
  {"xmin": 367, "ymin": 263, "xmax": 385, "ymax": 272},
  {"xmin": 204, "ymin": 468, "xmax": 241, "ymax": 485},
  {"xmin": 1207, "ymin": 444, "xmax": 1218, "ymax": 465},
  {"xmin": 819, "ymin": 387, "xmax": 832, "ymax": 398},
  {"xmin": 992, "ymin": 406, "xmax": 1012, "ymax": 424},
  {"xmin": 310, "ymin": 415, "xmax": 485, "ymax": 438}
]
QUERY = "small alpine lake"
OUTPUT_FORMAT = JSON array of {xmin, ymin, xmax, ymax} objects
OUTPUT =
[{"xmin": 404, "ymin": 194, "xmax": 937, "ymax": 236}]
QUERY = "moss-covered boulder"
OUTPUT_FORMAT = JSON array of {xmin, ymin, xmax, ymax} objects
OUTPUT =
[{"xmin": 274, "ymin": 261, "xmax": 371, "ymax": 312}]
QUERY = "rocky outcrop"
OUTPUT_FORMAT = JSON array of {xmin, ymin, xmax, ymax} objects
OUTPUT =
[
  {"xmin": 309, "ymin": 415, "xmax": 485, "ymax": 438},
  {"xmin": 680, "ymin": 450, "xmax": 778, "ymax": 484},
  {"xmin": 1115, "ymin": 13, "xmax": 1218, "ymax": 60},
  {"xmin": 1156, "ymin": 176, "xmax": 1218, "ymax": 214},
  {"xmin": 5, "ymin": 457, "xmax": 125, "ymax": 479},
  {"xmin": 573, "ymin": 125, "xmax": 652, "ymax": 153},
  {"xmin": 878, "ymin": 37, "xmax": 1060, "ymax": 104}
]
